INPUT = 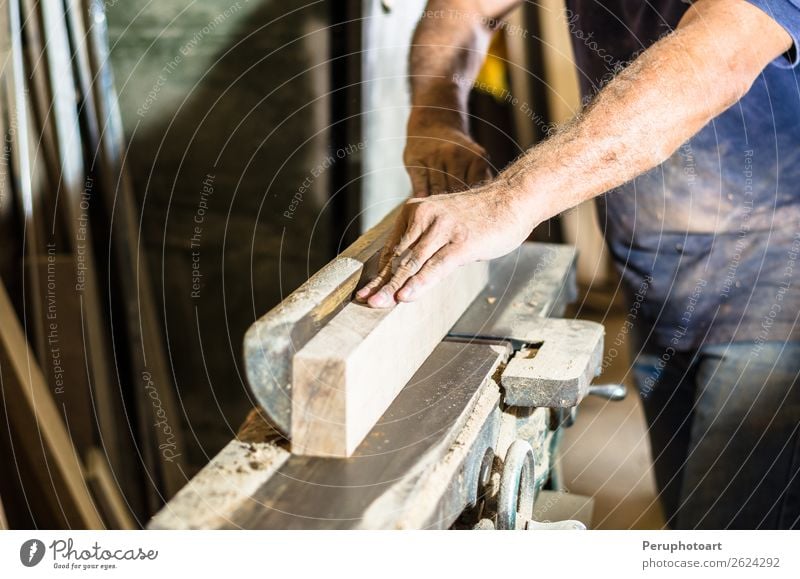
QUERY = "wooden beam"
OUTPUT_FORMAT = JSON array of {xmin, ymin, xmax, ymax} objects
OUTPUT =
[
  {"xmin": 291, "ymin": 261, "xmax": 489, "ymax": 457},
  {"xmin": 0, "ymin": 494, "xmax": 7, "ymax": 529},
  {"xmin": 244, "ymin": 205, "xmax": 399, "ymax": 437},
  {"xmin": 77, "ymin": 0, "xmax": 188, "ymax": 504},
  {"xmin": 20, "ymin": 0, "xmax": 63, "ymax": 204},
  {"xmin": 1, "ymin": 0, "xmax": 48, "ymax": 362},
  {"xmin": 37, "ymin": 0, "xmax": 131, "ymax": 502},
  {"xmin": 29, "ymin": 255, "xmax": 95, "ymax": 452},
  {"xmin": 0, "ymin": 278, "xmax": 103, "ymax": 529},
  {"xmin": 0, "ymin": 86, "xmax": 22, "ymax": 294},
  {"xmin": 85, "ymin": 447, "xmax": 137, "ymax": 529}
]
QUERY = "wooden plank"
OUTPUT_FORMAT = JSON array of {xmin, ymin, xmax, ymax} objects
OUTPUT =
[
  {"xmin": 79, "ymin": 0, "xmax": 187, "ymax": 504},
  {"xmin": 243, "ymin": 205, "xmax": 399, "ymax": 436},
  {"xmin": 292, "ymin": 261, "xmax": 489, "ymax": 457},
  {"xmin": 37, "ymin": 0, "xmax": 131, "ymax": 500},
  {"xmin": 0, "ymin": 494, "xmax": 7, "ymax": 529},
  {"xmin": 2, "ymin": 0, "xmax": 48, "ymax": 363},
  {"xmin": 20, "ymin": 0, "xmax": 63, "ymax": 203},
  {"xmin": 0, "ymin": 88, "xmax": 22, "ymax": 293},
  {"xmin": 84, "ymin": 447, "xmax": 137, "ymax": 529},
  {"xmin": 30, "ymin": 254, "xmax": 95, "ymax": 452},
  {"xmin": 0, "ymin": 278, "xmax": 103, "ymax": 529},
  {"xmin": 229, "ymin": 342, "xmax": 505, "ymax": 529}
]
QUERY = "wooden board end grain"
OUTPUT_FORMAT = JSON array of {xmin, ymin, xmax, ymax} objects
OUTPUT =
[{"xmin": 291, "ymin": 260, "xmax": 489, "ymax": 457}]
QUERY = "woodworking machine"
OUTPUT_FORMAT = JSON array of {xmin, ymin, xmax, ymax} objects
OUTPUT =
[{"xmin": 150, "ymin": 210, "xmax": 623, "ymax": 530}]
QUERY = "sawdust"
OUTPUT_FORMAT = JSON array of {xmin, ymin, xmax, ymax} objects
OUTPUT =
[{"xmin": 236, "ymin": 407, "xmax": 288, "ymax": 446}]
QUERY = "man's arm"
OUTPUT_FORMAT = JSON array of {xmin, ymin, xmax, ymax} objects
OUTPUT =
[
  {"xmin": 405, "ymin": 0, "xmax": 521, "ymax": 195},
  {"xmin": 358, "ymin": 0, "xmax": 793, "ymax": 308}
]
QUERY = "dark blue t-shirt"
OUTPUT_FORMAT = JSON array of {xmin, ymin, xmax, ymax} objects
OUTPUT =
[{"xmin": 566, "ymin": 0, "xmax": 800, "ymax": 351}]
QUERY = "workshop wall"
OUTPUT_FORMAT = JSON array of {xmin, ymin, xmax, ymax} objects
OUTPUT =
[{"xmin": 106, "ymin": 0, "xmax": 334, "ymax": 469}]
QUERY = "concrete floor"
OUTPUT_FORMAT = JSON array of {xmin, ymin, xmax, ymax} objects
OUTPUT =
[{"xmin": 560, "ymin": 293, "xmax": 666, "ymax": 529}]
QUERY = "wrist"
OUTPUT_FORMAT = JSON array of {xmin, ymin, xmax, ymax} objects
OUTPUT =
[
  {"xmin": 408, "ymin": 97, "xmax": 467, "ymax": 134},
  {"xmin": 498, "ymin": 166, "xmax": 551, "ymax": 233}
]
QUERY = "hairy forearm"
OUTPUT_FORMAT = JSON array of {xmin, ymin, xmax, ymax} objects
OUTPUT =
[
  {"xmin": 503, "ymin": 0, "xmax": 792, "ymax": 227},
  {"xmin": 363, "ymin": 0, "xmax": 793, "ymax": 307},
  {"xmin": 409, "ymin": 0, "xmax": 515, "ymax": 131}
]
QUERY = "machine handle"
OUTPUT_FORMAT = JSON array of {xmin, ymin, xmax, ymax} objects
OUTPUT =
[{"xmin": 587, "ymin": 383, "xmax": 627, "ymax": 401}]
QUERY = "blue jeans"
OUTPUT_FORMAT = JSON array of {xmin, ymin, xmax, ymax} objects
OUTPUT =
[{"xmin": 633, "ymin": 341, "xmax": 800, "ymax": 529}]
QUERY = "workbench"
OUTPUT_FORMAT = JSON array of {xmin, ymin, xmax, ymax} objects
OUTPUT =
[{"xmin": 150, "ymin": 213, "xmax": 614, "ymax": 530}]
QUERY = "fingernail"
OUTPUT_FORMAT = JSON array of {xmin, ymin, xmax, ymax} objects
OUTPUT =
[
  {"xmin": 370, "ymin": 290, "xmax": 391, "ymax": 308},
  {"xmin": 399, "ymin": 286, "xmax": 415, "ymax": 301},
  {"xmin": 356, "ymin": 287, "xmax": 369, "ymax": 299}
]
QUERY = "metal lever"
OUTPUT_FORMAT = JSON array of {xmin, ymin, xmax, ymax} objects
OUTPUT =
[
  {"xmin": 588, "ymin": 383, "xmax": 627, "ymax": 401},
  {"xmin": 551, "ymin": 385, "xmax": 626, "ymax": 432}
]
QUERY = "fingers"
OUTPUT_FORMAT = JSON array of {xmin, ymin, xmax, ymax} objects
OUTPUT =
[
  {"xmin": 427, "ymin": 166, "xmax": 449, "ymax": 196},
  {"xmin": 396, "ymin": 245, "xmax": 462, "ymax": 303},
  {"xmin": 394, "ymin": 206, "xmax": 426, "ymax": 258},
  {"xmin": 355, "ymin": 258, "xmax": 394, "ymax": 302},
  {"xmin": 356, "ymin": 209, "xmax": 411, "ymax": 302},
  {"xmin": 408, "ymin": 166, "xmax": 430, "ymax": 198},
  {"xmin": 466, "ymin": 157, "xmax": 492, "ymax": 186},
  {"xmin": 365, "ymin": 225, "xmax": 447, "ymax": 308},
  {"xmin": 407, "ymin": 154, "xmax": 488, "ymax": 196},
  {"xmin": 435, "ymin": 154, "xmax": 490, "ymax": 194},
  {"xmin": 450, "ymin": 151, "xmax": 489, "ymax": 192},
  {"xmin": 443, "ymin": 160, "xmax": 463, "ymax": 194},
  {"xmin": 409, "ymin": 165, "xmax": 462, "ymax": 197}
]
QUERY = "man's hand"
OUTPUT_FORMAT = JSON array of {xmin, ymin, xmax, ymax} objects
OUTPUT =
[
  {"xmin": 403, "ymin": 0, "xmax": 520, "ymax": 196},
  {"xmin": 404, "ymin": 117, "xmax": 492, "ymax": 196},
  {"xmin": 356, "ymin": 182, "xmax": 533, "ymax": 307}
]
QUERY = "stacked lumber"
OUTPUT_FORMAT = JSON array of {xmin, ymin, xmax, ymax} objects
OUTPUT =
[{"xmin": 0, "ymin": 0, "xmax": 184, "ymax": 528}]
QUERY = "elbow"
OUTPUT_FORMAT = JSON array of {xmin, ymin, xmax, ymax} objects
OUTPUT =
[
  {"xmin": 647, "ymin": 60, "xmax": 756, "ymax": 167},
  {"xmin": 676, "ymin": 0, "xmax": 794, "ymax": 115},
  {"xmin": 714, "ymin": 28, "xmax": 787, "ymax": 113}
]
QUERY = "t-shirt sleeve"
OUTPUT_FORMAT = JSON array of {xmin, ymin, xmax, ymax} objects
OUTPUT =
[{"xmin": 745, "ymin": 0, "xmax": 800, "ymax": 68}]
